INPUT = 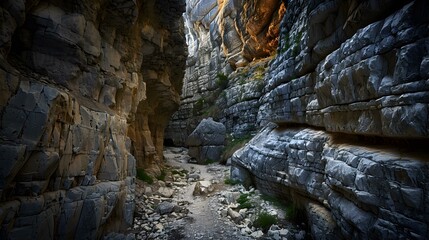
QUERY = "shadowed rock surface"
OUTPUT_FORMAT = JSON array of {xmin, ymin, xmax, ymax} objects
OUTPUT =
[
  {"xmin": 165, "ymin": 0, "xmax": 286, "ymax": 145},
  {"xmin": 0, "ymin": 0, "xmax": 186, "ymax": 238}
]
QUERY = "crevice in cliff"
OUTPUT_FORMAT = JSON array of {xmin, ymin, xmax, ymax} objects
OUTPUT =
[{"xmin": 276, "ymin": 122, "xmax": 429, "ymax": 162}]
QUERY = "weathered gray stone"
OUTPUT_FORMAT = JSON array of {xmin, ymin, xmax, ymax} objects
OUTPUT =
[
  {"xmin": 0, "ymin": 0, "xmax": 187, "ymax": 238},
  {"xmin": 156, "ymin": 201, "xmax": 175, "ymax": 215},
  {"xmin": 186, "ymin": 118, "xmax": 226, "ymax": 163},
  {"xmin": 157, "ymin": 187, "xmax": 174, "ymax": 198},
  {"xmin": 227, "ymin": 207, "xmax": 242, "ymax": 223},
  {"xmin": 232, "ymin": 123, "xmax": 429, "ymax": 239},
  {"xmin": 186, "ymin": 118, "xmax": 226, "ymax": 146}
]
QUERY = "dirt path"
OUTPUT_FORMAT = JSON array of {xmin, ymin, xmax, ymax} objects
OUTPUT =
[
  {"xmin": 125, "ymin": 147, "xmax": 308, "ymax": 240},
  {"xmin": 164, "ymin": 148, "xmax": 250, "ymax": 240}
]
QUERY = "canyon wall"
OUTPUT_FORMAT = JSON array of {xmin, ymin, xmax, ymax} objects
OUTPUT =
[
  {"xmin": 232, "ymin": 0, "xmax": 429, "ymax": 239},
  {"xmin": 165, "ymin": 0, "xmax": 286, "ymax": 145},
  {"xmin": 0, "ymin": 0, "xmax": 186, "ymax": 238}
]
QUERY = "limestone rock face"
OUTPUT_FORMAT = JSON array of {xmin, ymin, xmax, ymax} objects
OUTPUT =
[
  {"xmin": 186, "ymin": 118, "xmax": 226, "ymax": 164},
  {"xmin": 165, "ymin": 0, "xmax": 285, "ymax": 145},
  {"xmin": 232, "ymin": 124, "xmax": 429, "ymax": 239},
  {"xmin": 259, "ymin": 0, "xmax": 429, "ymax": 138},
  {"xmin": 0, "ymin": 0, "xmax": 186, "ymax": 238},
  {"xmin": 230, "ymin": 1, "xmax": 429, "ymax": 239}
]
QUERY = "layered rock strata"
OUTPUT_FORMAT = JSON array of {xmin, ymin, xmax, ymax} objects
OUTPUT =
[
  {"xmin": 165, "ymin": 0, "xmax": 286, "ymax": 145},
  {"xmin": 0, "ymin": 0, "xmax": 186, "ymax": 238},
  {"xmin": 232, "ymin": 0, "xmax": 429, "ymax": 239},
  {"xmin": 232, "ymin": 124, "xmax": 428, "ymax": 239}
]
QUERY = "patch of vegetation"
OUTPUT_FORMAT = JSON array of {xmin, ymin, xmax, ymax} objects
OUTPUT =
[
  {"xmin": 279, "ymin": 33, "xmax": 290, "ymax": 54},
  {"xmin": 136, "ymin": 168, "xmax": 153, "ymax": 184},
  {"xmin": 224, "ymin": 178, "xmax": 240, "ymax": 185},
  {"xmin": 278, "ymin": 31, "xmax": 302, "ymax": 56},
  {"xmin": 285, "ymin": 202, "xmax": 305, "ymax": 223},
  {"xmin": 237, "ymin": 193, "xmax": 253, "ymax": 209},
  {"xmin": 204, "ymin": 158, "xmax": 216, "ymax": 165},
  {"xmin": 193, "ymin": 98, "xmax": 205, "ymax": 115},
  {"xmin": 216, "ymin": 73, "xmax": 229, "ymax": 89},
  {"xmin": 261, "ymin": 195, "xmax": 306, "ymax": 224},
  {"xmin": 254, "ymin": 212, "xmax": 278, "ymax": 233},
  {"xmin": 254, "ymin": 65, "xmax": 265, "ymax": 79},
  {"xmin": 156, "ymin": 170, "xmax": 167, "ymax": 181},
  {"xmin": 172, "ymin": 169, "xmax": 189, "ymax": 177},
  {"xmin": 261, "ymin": 195, "xmax": 287, "ymax": 210}
]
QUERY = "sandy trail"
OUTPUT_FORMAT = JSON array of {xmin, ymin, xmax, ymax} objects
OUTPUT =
[{"xmin": 163, "ymin": 147, "xmax": 250, "ymax": 240}]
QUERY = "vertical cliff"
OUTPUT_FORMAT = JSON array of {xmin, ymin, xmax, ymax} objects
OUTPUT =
[
  {"xmin": 0, "ymin": 0, "xmax": 186, "ymax": 238},
  {"xmin": 231, "ymin": 0, "xmax": 429, "ymax": 239},
  {"xmin": 165, "ymin": 0, "xmax": 286, "ymax": 145}
]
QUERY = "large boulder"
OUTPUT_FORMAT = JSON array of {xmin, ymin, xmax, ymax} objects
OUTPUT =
[{"xmin": 186, "ymin": 118, "xmax": 226, "ymax": 164}]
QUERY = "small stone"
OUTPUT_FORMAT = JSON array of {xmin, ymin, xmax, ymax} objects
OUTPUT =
[
  {"xmin": 238, "ymin": 208, "xmax": 247, "ymax": 216},
  {"xmin": 193, "ymin": 181, "xmax": 214, "ymax": 195},
  {"xmin": 188, "ymin": 173, "xmax": 200, "ymax": 180},
  {"xmin": 221, "ymin": 208, "xmax": 228, "ymax": 217},
  {"xmin": 251, "ymin": 230, "xmax": 264, "ymax": 238},
  {"xmin": 279, "ymin": 228, "xmax": 289, "ymax": 236},
  {"xmin": 173, "ymin": 182, "xmax": 187, "ymax": 187},
  {"xmin": 157, "ymin": 187, "xmax": 174, "ymax": 198},
  {"xmin": 155, "ymin": 223, "xmax": 164, "ymax": 231},
  {"xmin": 295, "ymin": 230, "xmax": 306, "ymax": 240},
  {"xmin": 145, "ymin": 187, "xmax": 153, "ymax": 196},
  {"xmin": 227, "ymin": 208, "xmax": 242, "ymax": 223},
  {"xmin": 156, "ymin": 201, "xmax": 175, "ymax": 215}
]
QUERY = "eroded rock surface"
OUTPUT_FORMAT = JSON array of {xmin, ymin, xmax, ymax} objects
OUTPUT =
[
  {"xmin": 165, "ymin": 0, "xmax": 286, "ymax": 145},
  {"xmin": 0, "ymin": 0, "xmax": 186, "ymax": 238},
  {"xmin": 227, "ymin": 0, "xmax": 429, "ymax": 239},
  {"xmin": 232, "ymin": 124, "xmax": 429, "ymax": 239}
]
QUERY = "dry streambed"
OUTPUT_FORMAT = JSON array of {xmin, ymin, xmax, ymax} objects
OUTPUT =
[{"xmin": 107, "ymin": 147, "xmax": 309, "ymax": 240}]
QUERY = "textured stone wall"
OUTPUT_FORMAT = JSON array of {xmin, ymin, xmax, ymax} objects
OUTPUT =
[
  {"xmin": 165, "ymin": 0, "xmax": 285, "ymax": 145},
  {"xmin": 0, "ymin": 0, "xmax": 186, "ymax": 238},
  {"xmin": 232, "ymin": 0, "xmax": 429, "ymax": 239}
]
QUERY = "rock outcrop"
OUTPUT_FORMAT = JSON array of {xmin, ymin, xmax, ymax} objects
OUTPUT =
[
  {"xmin": 233, "ymin": 124, "xmax": 429, "ymax": 239},
  {"xmin": 165, "ymin": 0, "xmax": 286, "ymax": 145},
  {"xmin": 231, "ymin": 0, "xmax": 429, "ymax": 239},
  {"xmin": 186, "ymin": 118, "xmax": 226, "ymax": 164},
  {"xmin": 0, "ymin": 0, "xmax": 186, "ymax": 238}
]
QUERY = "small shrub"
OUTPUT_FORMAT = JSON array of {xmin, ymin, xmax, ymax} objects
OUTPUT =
[
  {"xmin": 193, "ymin": 98, "xmax": 205, "ymax": 115},
  {"xmin": 136, "ymin": 168, "xmax": 153, "ymax": 184},
  {"xmin": 216, "ymin": 73, "xmax": 229, "ymax": 89},
  {"xmin": 156, "ymin": 170, "xmax": 166, "ymax": 181},
  {"xmin": 286, "ymin": 203, "xmax": 298, "ymax": 220},
  {"xmin": 204, "ymin": 158, "xmax": 216, "ymax": 165},
  {"xmin": 261, "ymin": 195, "xmax": 287, "ymax": 210},
  {"xmin": 237, "ymin": 193, "xmax": 250, "ymax": 204},
  {"xmin": 224, "ymin": 178, "xmax": 240, "ymax": 185},
  {"xmin": 237, "ymin": 193, "xmax": 253, "ymax": 209},
  {"xmin": 254, "ymin": 212, "xmax": 278, "ymax": 233}
]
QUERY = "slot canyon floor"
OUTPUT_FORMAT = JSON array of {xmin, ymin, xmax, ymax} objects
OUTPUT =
[{"xmin": 118, "ymin": 147, "xmax": 309, "ymax": 240}]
